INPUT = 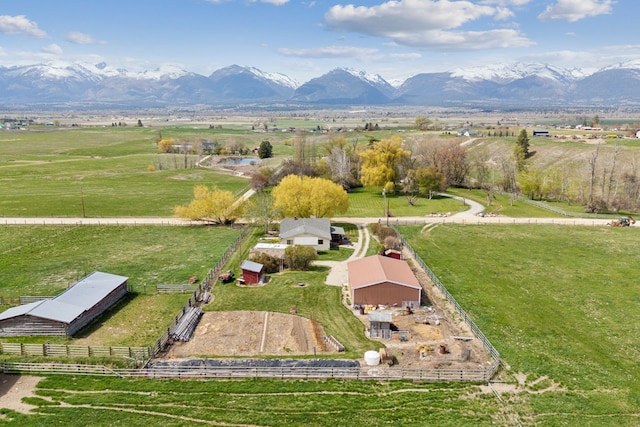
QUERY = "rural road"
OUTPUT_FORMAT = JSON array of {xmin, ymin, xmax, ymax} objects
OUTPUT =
[{"xmin": 0, "ymin": 194, "xmax": 614, "ymax": 227}]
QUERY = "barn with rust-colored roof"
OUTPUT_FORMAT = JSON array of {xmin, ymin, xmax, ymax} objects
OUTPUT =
[{"xmin": 347, "ymin": 255, "xmax": 421, "ymax": 308}]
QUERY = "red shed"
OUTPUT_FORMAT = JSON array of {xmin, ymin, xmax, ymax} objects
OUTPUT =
[{"xmin": 240, "ymin": 260, "xmax": 265, "ymax": 285}]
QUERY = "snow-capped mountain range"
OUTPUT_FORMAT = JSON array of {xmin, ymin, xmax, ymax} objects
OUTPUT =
[{"xmin": 1, "ymin": 61, "xmax": 640, "ymax": 109}]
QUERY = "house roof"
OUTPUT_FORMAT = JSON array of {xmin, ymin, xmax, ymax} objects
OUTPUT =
[
  {"xmin": 279, "ymin": 218, "xmax": 331, "ymax": 240},
  {"xmin": 348, "ymin": 255, "xmax": 421, "ymax": 290},
  {"xmin": 0, "ymin": 271, "xmax": 128, "ymax": 324},
  {"xmin": 241, "ymin": 260, "xmax": 264, "ymax": 273}
]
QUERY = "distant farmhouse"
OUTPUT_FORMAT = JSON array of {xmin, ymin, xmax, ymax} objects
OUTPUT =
[{"xmin": 0, "ymin": 271, "xmax": 128, "ymax": 337}]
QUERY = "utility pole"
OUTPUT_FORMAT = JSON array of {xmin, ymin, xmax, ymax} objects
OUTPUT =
[{"xmin": 80, "ymin": 187, "xmax": 86, "ymax": 218}]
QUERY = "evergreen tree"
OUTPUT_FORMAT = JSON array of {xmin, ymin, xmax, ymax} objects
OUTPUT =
[{"xmin": 258, "ymin": 140, "xmax": 273, "ymax": 159}]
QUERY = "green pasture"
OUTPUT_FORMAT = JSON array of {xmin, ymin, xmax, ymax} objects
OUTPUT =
[
  {"xmin": 0, "ymin": 225, "xmax": 243, "ymax": 346},
  {"xmin": 0, "ymin": 376, "xmax": 500, "ymax": 426},
  {"xmin": 399, "ymin": 223, "xmax": 640, "ymax": 424},
  {"xmin": 344, "ymin": 186, "xmax": 467, "ymax": 218},
  {"xmin": 0, "ymin": 127, "xmax": 249, "ymax": 217}
]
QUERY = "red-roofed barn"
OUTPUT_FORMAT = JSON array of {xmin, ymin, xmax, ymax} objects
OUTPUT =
[{"xmin": 347, "ymin": 255, "xmax": 421, "ymax": 308}]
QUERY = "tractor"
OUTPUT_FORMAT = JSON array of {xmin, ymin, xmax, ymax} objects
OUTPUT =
[{"xmin": 609, "ymin": 216, "xmax": 636, "ymax": 227}]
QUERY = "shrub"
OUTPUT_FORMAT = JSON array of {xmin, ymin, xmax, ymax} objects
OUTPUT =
[
  {"xmin": 250, "ymin": 252, "xmax": 281, "ymax": 274},
  {"xmin": 284, "ymin": 245, "xmax": 318, "ymax": 271}
]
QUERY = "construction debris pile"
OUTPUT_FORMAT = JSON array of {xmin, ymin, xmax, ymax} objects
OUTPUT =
[{"xmin": 170, "ymin": 306, "xmax": 203, "ymax": 342}]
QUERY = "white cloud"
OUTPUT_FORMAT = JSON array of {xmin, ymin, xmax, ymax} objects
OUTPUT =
[
  {"xmin": 0, "ymin": 15, "xmax": 47, "ymax": 38},
  {"xmin": 398, "ymin": 28, "xmax": 533, "ymax": 50},
  {"xmin": 67, "ymin": 31, "xmax": 107, "ymax": 45},
  {"xmin": 277, "ymin": 45, "xmax": 379, "ymax": 58},
  {"xmin": 42, "ymin": 44, "xmax": 63, "ymax": 55},
  {"xmin": 481, "ymin": 0, "xmax": 531, "ymax": 5},
  {"xmin": 324, "ymin": 0, "xmax": 532, "ymax": 50},
  {"xmin": 538, "ymin": 0, "xmax": 614, "ymax": 22}
]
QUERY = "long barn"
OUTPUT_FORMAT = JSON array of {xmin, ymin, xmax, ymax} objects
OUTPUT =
[{"xmin": 0, "ymin": 271, "xmax": 128, "ymax": 337}]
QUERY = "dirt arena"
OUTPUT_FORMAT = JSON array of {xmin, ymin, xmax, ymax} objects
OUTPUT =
[{"xmin": 166, "ymin": 311, "xmax": 330, "ymax": 358}]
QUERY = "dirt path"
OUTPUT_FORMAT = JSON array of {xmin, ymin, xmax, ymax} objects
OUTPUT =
[{"xmin": 0, "ymin": 374, "xmax": 41, "ymax": 414}]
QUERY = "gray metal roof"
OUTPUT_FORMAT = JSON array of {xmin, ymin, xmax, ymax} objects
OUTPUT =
[
  {"xmin": 241, "ymin": 260, "xmax": 264, "ymax": 273},
  {"xmin": 0, "ymin": 271, "xmax": 128, "ymax": 324},
  {"xmin": 368, "ymin": 312, "xmax": 393, "ymax": 323},
  {"xmin": 279, "ymin": 218, "xmax": 331, "ymax": 240}
]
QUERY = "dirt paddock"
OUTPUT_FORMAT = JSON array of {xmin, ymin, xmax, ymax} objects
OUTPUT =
[{"xmin": 166, "ymin": 311, "xmax": 331, "ymax": 358}]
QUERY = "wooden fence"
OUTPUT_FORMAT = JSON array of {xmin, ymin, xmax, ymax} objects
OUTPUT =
[
  {"xmin": 149, "ymin": 226, "xmax": 251, "ymax": 359},
  {"xmin": 0, "ymin": 343, "xmax": 151, "ymax": 360},
  {"xmin": 156, "ymin": 284, "xmax": 197, "ymax": 294},
  {"xmin": 393, "ymin": 227, "xmax": 502, "ymax": 366},
  {"xmin": 0, "ymin": 361, "xmax": 499, "ymax": 382}
]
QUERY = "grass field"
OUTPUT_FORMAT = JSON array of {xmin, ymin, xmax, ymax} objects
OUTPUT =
[
  {"xmin": 0, "ymin": 225, "xmax": 243, "ymax": 346},
  {"xmin": 0, "ymin": 127, "xmax": 249, "ymax": 217},
  {"xmin": 399, "ymin": 223, "xmax": 640, "ymax": 425},
  {"xmin": 0, "ymin": 376, "xmax": 501, "ymax": 426},
  {"xmin": 344, "ymin": 186, "xmax": 467, "ymax": 217}
]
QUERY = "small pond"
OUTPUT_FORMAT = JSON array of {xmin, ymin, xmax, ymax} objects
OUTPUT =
[{"xmin": 218, "ymin": 157, "xmax": 258, "ymax": 166}]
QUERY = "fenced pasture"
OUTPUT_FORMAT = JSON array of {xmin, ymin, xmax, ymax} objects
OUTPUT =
[
  {"xmin": 399, "ymin": 223, "xmax": 640, "ymax": 424},
  {"xmin": 0, "ymin": 375, "xmax": 503, "ymax": 426},
  {"xmin": 0, "ymin": 225, "xmax": 243, "ymax": 346}
]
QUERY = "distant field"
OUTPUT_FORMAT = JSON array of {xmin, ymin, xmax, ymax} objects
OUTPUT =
[
  {"xmin": 0, "ymin": 225, "xmax": 243, "ymax": 346},
  {"xmin": 399, "ymin": 223, "xmax": 640, "ymax": 424},
  {"xmin": 0, "ymin": 127, "xmax": 249, "ymax": 217}
]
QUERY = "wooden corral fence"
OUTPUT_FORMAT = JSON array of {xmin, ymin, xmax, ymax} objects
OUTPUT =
[
  {"xmin": 393, "ymin": 227, "xmax": 502, "ymax": 367},
  {"xmin": 149, "ymin": 225, "xmax": 251, "ymax": 359},
  {"xmin": 0, "ymin": 361, "xmax": 499, "ymax": 382},
  {"xmin": 0, "ymin": 343, "xmax": 150, "ymax": 360},
  {"xmin": 156, "ymin": 284, "xmax": 197, "ymax": 294}
]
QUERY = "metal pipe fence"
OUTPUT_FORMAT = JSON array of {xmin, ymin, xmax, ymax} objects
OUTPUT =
[
  {"xmin": 0, "ymin": 361, "xmax": 498, "ymax": 382},
  {"xmin": 393, "ymin": 227, "xmax": 501, "ymax": 368}
]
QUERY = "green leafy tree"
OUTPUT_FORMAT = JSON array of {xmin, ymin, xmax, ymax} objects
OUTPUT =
[
  {"xmin": 515, "ymin": 129, "xmax": 530, "ymax": 171},
  {"xmin": 415, "ymin": 166, "xmax": 447, "ymax": 198},
  {"xmin": 284, "ymin": 245, "xmax": 317, "ymax": 271},
  {"xmin": 258, "ymin": 140, "xmax": 273, "ymax": 159},
  {"xmin": 414, "ymin": 116, "xmax": 432, "ymax": 130}
]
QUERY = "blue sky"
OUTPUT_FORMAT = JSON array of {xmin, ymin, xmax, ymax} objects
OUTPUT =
[{"xmin": 0, "ymin": 0, "xmax": 636, "ymax": 83}]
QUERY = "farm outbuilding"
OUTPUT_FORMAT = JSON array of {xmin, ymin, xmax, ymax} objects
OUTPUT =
[
  {"xmin": 348, "ymin": 255, "xmax": 422, "ymax": 308},
  {"xmin": 240, "ymin": 260, "xmax": 265, "ymax": 285},
  {"xmin": 0, "ymin": 271, "xmax": 128, "ymax": 337}
]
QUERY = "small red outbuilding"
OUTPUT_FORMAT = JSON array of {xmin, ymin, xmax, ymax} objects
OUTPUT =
[{"xmin": 240, "ymin": 260, "xmax": 265, "ymax": 285}]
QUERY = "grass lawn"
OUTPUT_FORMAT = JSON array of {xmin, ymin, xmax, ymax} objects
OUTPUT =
[
  {"xmin": 399, "ymin": 223, "xmax": 640, "ymax": 425},
  {"xmin": 0, "ymin": 225, "xmax": 243, "ymax": 346},
  {"xmin": 0, "ymin": 376, "xmax": 500, "ymax": 426},
  {"xmin": 345, "ymin": 186, "xmax": 466, "ymax": 217}
]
